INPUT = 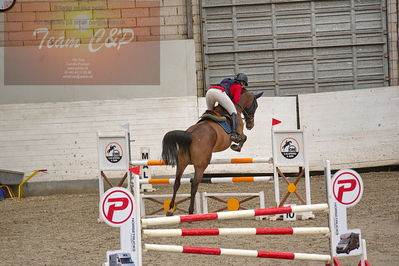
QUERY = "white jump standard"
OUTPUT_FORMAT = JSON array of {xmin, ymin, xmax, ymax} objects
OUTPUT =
[
  {"xmin": 99, "ymin": 129, "xmax": 316, "ymax": 217},
  {"xmin": 99, "ymin": 160, "xmax": 371, "ymax": 266},
  {"xmin": 97, "ymin": 131, "xmax": 370, "ymax": 265}
]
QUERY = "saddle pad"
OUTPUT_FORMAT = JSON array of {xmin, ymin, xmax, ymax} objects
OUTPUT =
[
  {"xmin": 218, "ymin": 121, "xmax": 232, "ymax": 134},
  {"xmin": 198, "ymin": 117, "xmax": 231, "ymax": 134}
]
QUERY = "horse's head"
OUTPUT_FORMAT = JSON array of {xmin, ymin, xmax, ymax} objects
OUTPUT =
[{"xmin": 238, "ymin": 90, "xmax": 263, "ymax": 130}]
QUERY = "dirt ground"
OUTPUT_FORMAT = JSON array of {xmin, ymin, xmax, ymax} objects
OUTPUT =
[{"xmin": 1, "ymin": 171, "xmax": 398, "ymax": 266}]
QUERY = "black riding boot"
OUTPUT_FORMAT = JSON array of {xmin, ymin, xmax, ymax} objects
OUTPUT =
[{"xmin": 230, "ymin": 113, "xmax": 240, "ymax": 143}]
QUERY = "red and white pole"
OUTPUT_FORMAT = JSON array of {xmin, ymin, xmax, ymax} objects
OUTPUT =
[
  {"xmin": 144, "ymin": 244, "xmax": 332, "ymax": 262},
  {"xmin": 142, "ymin": 203, "xmax": 329, "ymax": 226},
  {"xmin": 144, "ymin": 227, "xmax": 330, "ymax": 237}
]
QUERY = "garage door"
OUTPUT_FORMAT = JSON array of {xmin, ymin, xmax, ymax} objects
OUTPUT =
[{"xmin": 201, "ymin": 0, "xmax": 389, "ymax": 96}]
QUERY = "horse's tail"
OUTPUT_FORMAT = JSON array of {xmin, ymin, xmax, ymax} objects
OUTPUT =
[{"xmin": 161, "ymin": 130, "xmax": 192, "ymax": 166}]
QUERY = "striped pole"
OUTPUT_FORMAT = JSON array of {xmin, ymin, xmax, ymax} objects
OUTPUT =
[
  {"xmin": 139, "ymin": 176, "xmax": 272, "ymax": 184},
  {"xmin": 144, "ymin": 244, "xmax": 331, "ymax": 263},
  {"xmin": 141, "ymin": 203, "xmax": 329, "ymax": 226},
  {"xmin": 143, "ymin": 227, "xmax": 330, "ymax": 237},
  {"xmin": 130, "ymin": 157, "xmax": 272, "ymax": 166}
]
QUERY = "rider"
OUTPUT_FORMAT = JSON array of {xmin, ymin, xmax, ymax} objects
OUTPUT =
[{"xmin": 205, "ymin": 73, "xmax": 248, "ymax": 143}]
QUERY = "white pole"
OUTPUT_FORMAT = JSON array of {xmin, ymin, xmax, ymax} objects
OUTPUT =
[
  {"xmin": 145, "ymin": 244, "xmax": 183, "ymax": 253},
  {"xmin": 292, "ymin": 227, "xmax": 330, "ymax": 235},
  {"xmin": 97, "ymin": 131, "xmax": 104, "ymax": 222},
  {"xmin": 271, "ymin": 127, "xmax": 280, "ymax": 207},
  {"xmin": 360, "ymin": 239, "xmax": 368, "ymax": 266},
  {"xmin": 202, "ymin": 192, "xmax": 209, "ymax": 213},
  {"xmin": 325, "ymin": 160, "xmax": 336, "ymax": 263},
  {"xmin": 290, "ymin": 204, "xmax": 328, "ymax": 213},
  {"xmin": 303, "ymin": 130, "xmax": 311, "ymax": 205},
  {"xmin": 195, "ymin": 192, "xmax": 202, "ymax": 214},
  {"xmin": 133, "ymin": 174, "xmax": 142, "ymax": 265},
  {"xmin": 293, "ymin": 253, "xmax": 331, "ymax": 262},
  {"xmin": 125, "ymin": 125, "xmax": 131, "ymax": 192},
  {"xmin": 257, "ymin": 191, "xmax": 266, "ymax": 220}
]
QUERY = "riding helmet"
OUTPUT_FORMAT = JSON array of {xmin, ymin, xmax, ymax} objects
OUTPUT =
[{"xmin": 235, "ymin": 73, "xmax": 248, "ymax": 86}]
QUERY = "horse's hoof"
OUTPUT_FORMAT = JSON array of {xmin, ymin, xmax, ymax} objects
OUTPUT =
[
  {"xmin": 230, "ymin": 144, "xmax": 241, "ymax": 152},
  {"xmin": 166, "ymin": 211, "xmax": 174, "ymax": 216}
]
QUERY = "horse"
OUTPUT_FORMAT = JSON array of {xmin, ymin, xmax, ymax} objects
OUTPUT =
[{"xmin": 161, "ymin": 89, "xmax": 263, "ymax": 215}]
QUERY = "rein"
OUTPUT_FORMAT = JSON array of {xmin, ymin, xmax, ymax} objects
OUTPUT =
[{"xmin": 236, "ymin": 95, "xmax": 257, "ymax": 121}]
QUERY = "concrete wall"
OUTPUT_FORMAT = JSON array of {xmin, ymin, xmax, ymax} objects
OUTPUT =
[
  {"xmin": 0, "ymin": 96, "xmax": 198, "ymax": 182},
  {"xmin": 1, "ymin": 86, "xmax": 397, "ymax": 184},
  {"xmin": 299, "ymin": 86, "xmax": 399, "ymax": 170},
  {"xmin": 0, "ymin": 95, "xmax": 298, "ymax": 182}
]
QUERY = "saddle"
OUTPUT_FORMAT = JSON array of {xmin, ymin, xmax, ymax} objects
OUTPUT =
[
  {"xmin": 200, "ymin": 110, "xmax": 227, "ymax": 122},
  {"xmin": 199, "ymin": 110, "xmax": 232, "ymax": 134}
]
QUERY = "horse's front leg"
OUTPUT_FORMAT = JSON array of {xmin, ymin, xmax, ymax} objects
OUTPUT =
[{"xmin": 230, "ymin": 134, "xmax": 247, "ymax": 152}]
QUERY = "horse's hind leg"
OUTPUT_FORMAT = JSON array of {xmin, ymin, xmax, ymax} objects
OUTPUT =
[
  {"xmin": 188, "ymin": 165, "xmax": 206, "ymax": 214},
  {"xmin": 166, "ymin": 160, "xmax": 189, "ymax": 216}
]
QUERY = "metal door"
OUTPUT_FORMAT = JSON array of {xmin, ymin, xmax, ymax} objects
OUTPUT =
[{"xmin": 201, "ymin": 0, "xmax": 389, "ymax": 96}]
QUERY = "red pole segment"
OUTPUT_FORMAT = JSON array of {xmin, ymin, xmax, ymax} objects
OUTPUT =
[
  {"xmin": 256, "ymin": 228, "xmax": 294, "ymax": 235},
  {"xmin": 258, "ymin": 250, "xmax": 295, "ymax": 259},
  {"xmin": 182, "ymin": 246, "xmax": 221, "ymax": 255},
  {"xmin": 179, "ymin": 213, "xmax": 219, "ymax": 223},
  {"xmin": 181, "ymin": 229, "xmax": 220, "ymax": 236},
  {"xmin": 254, "ymin": 206, "xmax": 292, "ymax": 216}
]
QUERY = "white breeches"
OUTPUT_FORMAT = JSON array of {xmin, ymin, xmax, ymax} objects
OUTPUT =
[{"xmin": 206, "ymin": 88, "xmax": 237, "ymax": 115}]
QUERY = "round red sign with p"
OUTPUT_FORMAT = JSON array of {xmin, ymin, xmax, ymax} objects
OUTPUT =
[
  {"xmin": 332, "ymin": 169, "xmax": 363, "ymax": 207},
  {"xmin": 100, "ymin": 187, "xmax": 134, "ymax": 227}
]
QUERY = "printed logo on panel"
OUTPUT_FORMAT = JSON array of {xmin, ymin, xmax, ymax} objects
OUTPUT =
[
  {"xmin": 105, "ymin": 142, "xmax": 123, "ymax": 163},
  {"xmin": 280, "ymin": 137, "xmax": 300, "ymax": 159}
]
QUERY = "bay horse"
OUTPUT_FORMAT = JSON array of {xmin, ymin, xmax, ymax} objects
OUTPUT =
[{"xmin": 161, "ymin": 89, "xmax": 263, "ymax": 215}]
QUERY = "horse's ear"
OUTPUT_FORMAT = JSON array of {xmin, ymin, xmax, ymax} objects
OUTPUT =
[{"xmin": 254, "ymin": 92, "xmax": 263, "ymax": 99}]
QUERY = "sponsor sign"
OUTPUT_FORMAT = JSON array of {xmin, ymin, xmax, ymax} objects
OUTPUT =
[
  {"xmin": 100, "ymin": 187, "xmax": 140, "ymax": 265},
  {"xmin": 280, "ymin": 137, "xmax": 300, "ymax": 159},
  {"xmin": 272, "ymin": 130, "xmax": 306, "ymax": 166},
  {"xmin": 98, "ymin": 134, "xmax": 129, "ymax": 171},
  {"xmin": 100, "ymin": 187, "xmax": 134, "ymax": 227},
  {"xmin": 4, "ymin": 1, "xmax": 160, "ymax": 85},
  {"xmin": 105, "ymin": 142, "xmax": 123, "ymax": 163},
  {"xmin": 330, "ymin": 169, "xmax": 364, "ymax": 257},
  {"xmin": 332, "ymin": 169, "xmax": 363, "ymax": 207}
]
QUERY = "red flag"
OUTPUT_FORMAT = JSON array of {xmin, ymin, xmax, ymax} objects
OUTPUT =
[
  {"xmin": 272, "ymin": 118, "xmax": 282, "ymax": 126},
  {"xmin": 129, "ymin": 166, "xmax": 140, "ymax": 175}
]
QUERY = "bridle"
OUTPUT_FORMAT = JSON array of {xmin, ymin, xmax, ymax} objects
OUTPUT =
[{"xmin": 236, "ymin": 96, "xmax": 257, "ymax": 123}]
